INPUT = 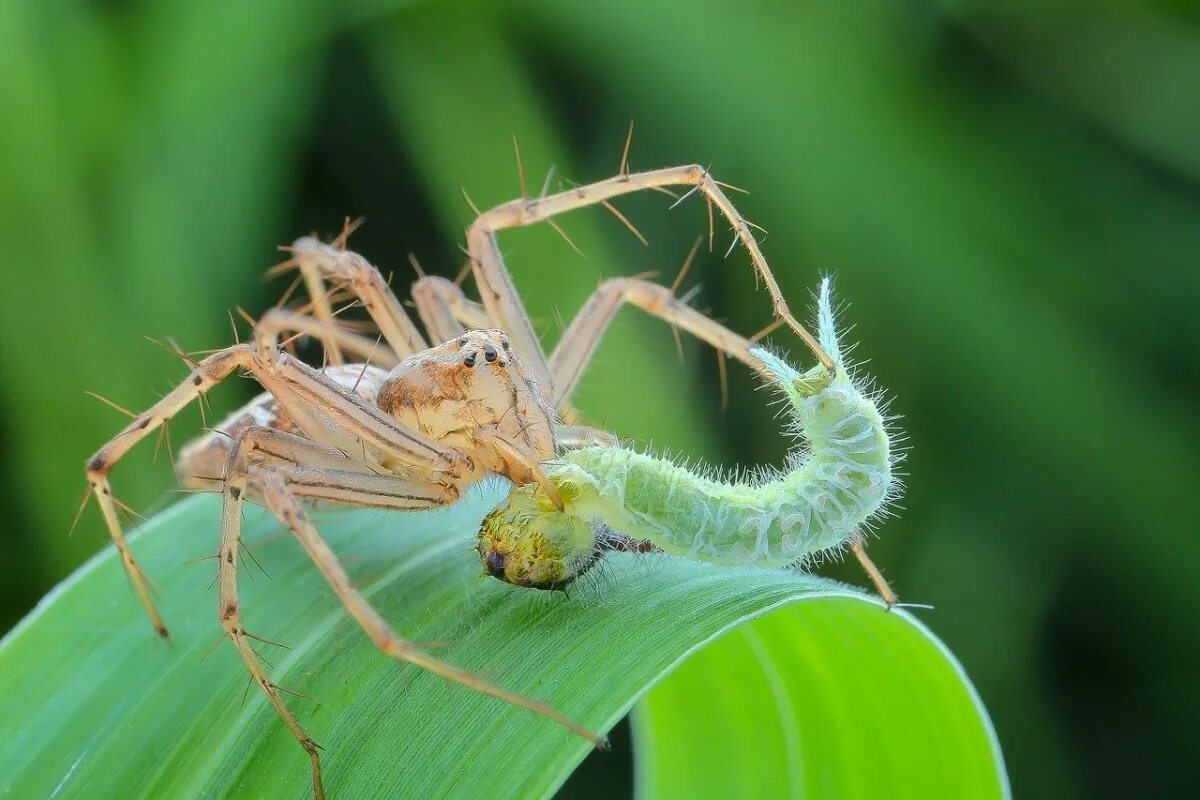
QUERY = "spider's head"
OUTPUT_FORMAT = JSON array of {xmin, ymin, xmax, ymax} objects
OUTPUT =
[
  {"xmin": 477, "ymin": 482, "xmax": 600, "ymax": 591},
  {"xmin": 451, "ymin": 329, "xmax": 514, "ymax": 369},
  {"xmin": 377, "ymin": 329, "xmax": 556, "ymax": 459}
]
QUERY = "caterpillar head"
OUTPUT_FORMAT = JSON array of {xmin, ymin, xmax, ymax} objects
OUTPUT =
[{"xmin": 476, "ymin": 483, "xmax": 600, "ymax": 590}]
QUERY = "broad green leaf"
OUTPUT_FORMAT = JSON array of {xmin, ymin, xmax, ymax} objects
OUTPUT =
[
  {"xmin": 633, "ymin": 604, "xmax": 1006, "ymax": 798},
  {"xmin": 0, "ymin": 492, "xmax": 1005, "ymax": 798}
]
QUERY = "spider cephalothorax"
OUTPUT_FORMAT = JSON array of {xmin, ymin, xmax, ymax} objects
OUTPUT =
[{"xmin": 377, "ymin": 329, "xmax": 557, "ymax": 470}]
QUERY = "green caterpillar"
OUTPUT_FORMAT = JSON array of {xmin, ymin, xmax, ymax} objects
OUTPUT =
[{"xmin": 477, "ymin": 279, "xmax": 900, "ymax": 589}]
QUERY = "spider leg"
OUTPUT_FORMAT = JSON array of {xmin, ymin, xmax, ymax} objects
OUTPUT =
[
  {"xmin": 242, "ymin": 321, "xmax": 470, "ymax": 479},
  {"xmin": 548, "ymin": 276, "xmax": 770, "ymax": 404},
  {"xmin": 88, "ymin": 328, "xmax": 471, "ymax": 636},
  {"xmin": 256, "ymin": 307, "xmax": 401, "ymax": 369},
  {"xmin": 215, "ymin": 435, "xmax": 599, "ymax": 799},
  {"xmin": 472, "ymin": 427, "xmax": 564, "ymax": 510},
  {"xmin": 849, "ymin": 534, "xmax": 899, "ymax": 610},
  {"xmin": 465, "ymin": 164, "xmax": 835, "ymax": 399},
  {"xmin": 249, "ymin": 353, "xmax": 470, "ymax": 478},
  {"xmin": 261, "ymin": 474, "xmax": 596, "ymax": 741},
  {"xmin": 554, "ymin": 425, "xmax": 618, "ymax": 450},
  {"xmin": 86, "ymin": 344, "xmax": 257, "ymax": 636},
  {"xmin": 213, "ymin": 427, "xmax": 460, "ymax": 800},
  {"xmin": 291, "ymin": 238, "xmax": 350, "ymax": 366},
  {"xmin": 291, "ymin": 236, "xmax": 429, "ymax": 357},
  {"xmin": 410, "ymin": 275, "xmax": 492, "ymax": 343}
]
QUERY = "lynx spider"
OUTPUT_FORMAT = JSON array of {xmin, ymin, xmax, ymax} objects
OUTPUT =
[{"xmin": 85, "ymin": 161, "xmax": 827, "ymax": 799}]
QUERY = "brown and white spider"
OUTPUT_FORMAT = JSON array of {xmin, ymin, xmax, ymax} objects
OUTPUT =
[{"xmin": 84, "ymin": 163, "xmax": 818, "ymax": 799}]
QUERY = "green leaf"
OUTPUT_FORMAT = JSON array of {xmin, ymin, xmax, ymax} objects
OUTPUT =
[
  {"xmin": 0, "ymin": 492, "xmax": 1005, "ymax": 798},
  {"xmin": 633, "ymin": 604, "xmax": 1007, "ymax": 798}
]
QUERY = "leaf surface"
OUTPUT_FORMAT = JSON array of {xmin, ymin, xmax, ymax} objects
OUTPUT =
[{"xmin": 0, "ymin": 492, "xmax": 1005, "ymax": 799}]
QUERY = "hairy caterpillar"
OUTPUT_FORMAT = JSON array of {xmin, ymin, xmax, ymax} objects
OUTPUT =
[{"xmin": 477, "ymin": 279, "xmax": 901, "ymax": 592}]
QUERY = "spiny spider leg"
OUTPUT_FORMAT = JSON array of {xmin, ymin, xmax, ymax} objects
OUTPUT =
[
  {"xmin": 216, "ymin": 428, "xmax": 455, "ymax": 800},
  {"xmin": 292, "ymin": 240, "xmax": 347, "ymax": 366},
  {"xmin": 229, "ymin": 465, "xmax": 604, "ymax": 796},
  {"xmin": 85, "ymin": 339, "xmax": 469, "ymax": 636},
  {"xmin": 281, "ymin": 243, "xmax": 764, "ymax": 463},
  {"xmin": 465, "ymin": 164, "xmax": 835, "ymax": 401},
  {"xmin": 849, "ymin": 534, "xmax": 899, "ymax": 610},
  {"xmin": 87, "ymin": 346, "xmax": 253, "ymax": 635},
  {"xmin": 215, "ymin": 430, "xmax": 601, "ymax": 800},
  {"xmin": 250, "ymin": 352, "xmax": 466, "ymax": 476},
  {"xmin": 548, "ymin": 275, "xmax": 768, "ymax": 402},
  {"xmin": 410, "ymin": 275, "xmax": 492, "ymax": 343},
  {"xmin": 291, "ymin": 236, "xmax": 429, "ymax": 357},
  {"xmin": 281, "ymin": 230, "xmax": 763, "ymax": 424},
  {"xmin": 257, "ymin": 307, "xmax": 401, "ymax": 369}
]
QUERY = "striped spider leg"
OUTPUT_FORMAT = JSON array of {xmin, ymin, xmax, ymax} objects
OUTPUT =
[
  {"xmin": 86, "ymin": 322, "xmax": 579, "ymax": 800},
  {"xmin": 462, "ymin": 162, "xmax": 837, "ymax": 403}
]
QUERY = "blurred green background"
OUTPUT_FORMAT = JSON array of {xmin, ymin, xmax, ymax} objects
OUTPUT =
[{"xmin": 2, "ymin": 0, "xmax": 1198, "ymax": 797}]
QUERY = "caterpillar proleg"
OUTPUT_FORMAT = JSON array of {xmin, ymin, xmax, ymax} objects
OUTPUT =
[{"xmin": 477, "ymin": 279, "xmax": 901, "ymax": 596}]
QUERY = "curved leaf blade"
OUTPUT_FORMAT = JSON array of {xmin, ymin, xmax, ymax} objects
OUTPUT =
[
  {"xmin": 0, "ymin": 491, "xmax": 1004, "ymax": 798},
  {"xmin": 635, "ymin": 601, "xmax": 1007, "ymax": 798}
]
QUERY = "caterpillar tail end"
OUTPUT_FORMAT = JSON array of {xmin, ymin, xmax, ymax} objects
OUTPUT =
[
  {"xmin": 750, "ymin": 279, "xmax": 845, "ymax": 394},
  {"xmin": 816, "ymin": 277, "xmax": 844, "ymax": 372}
]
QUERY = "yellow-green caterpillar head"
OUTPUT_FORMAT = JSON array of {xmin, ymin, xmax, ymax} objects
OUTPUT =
[{"xmin": 476, "ymin": 482, "xmax": 601, "ymax": 590}]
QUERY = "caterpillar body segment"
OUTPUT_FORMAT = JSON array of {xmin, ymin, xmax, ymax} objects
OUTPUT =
[{"xmin": 478, "ymin": 279, "xmax": 900, "ymax": 588}]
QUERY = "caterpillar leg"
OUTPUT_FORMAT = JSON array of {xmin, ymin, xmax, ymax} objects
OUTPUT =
[{"xmin": 850, "ymin": 535, "xmax": 898, "ymax": 610}]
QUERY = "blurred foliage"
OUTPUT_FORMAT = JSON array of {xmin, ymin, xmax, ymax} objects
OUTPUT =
[{"xmin": 0, "ymin": 0, "xmax": 1197, "ymax": 798}]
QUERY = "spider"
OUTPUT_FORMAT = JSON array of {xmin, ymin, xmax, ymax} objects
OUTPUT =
[{"xmin": 84, "ymin": 163, "xmax": 812, "ymax": 799}]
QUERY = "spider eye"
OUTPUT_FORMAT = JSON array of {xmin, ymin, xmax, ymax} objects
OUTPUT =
[
  {"xmin": 458, "ymin": 336, "xmax": 469, "ymax": 346},
  {"xmin": 463, "ymin": 354, "xmax": 476, "ymax": 367},
  {"xmin": 501, "ymin": 339, "xmax": 511, "ymax": 350},
  {"xmin": 484, "ymin": 346, "xmax": 498, "ymax": 362}
]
